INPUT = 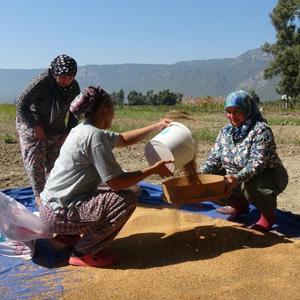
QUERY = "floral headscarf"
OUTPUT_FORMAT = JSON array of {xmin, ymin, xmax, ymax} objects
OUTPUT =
[
  {"xmin": 49, "ymin": 54, "xmax": 77, "ymax": 77},
  {"xmin": 70, "ymin": 86, "xmax": 111, "ymax": 119},
  {"xmin": 225, "ymin": 90, "xmax": 266, "ymax": 142}
]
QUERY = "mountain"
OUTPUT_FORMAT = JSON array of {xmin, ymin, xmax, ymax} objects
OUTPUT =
[{"xmin": 0, "ymin": 48, "xmax": 279, "ymax": 104}]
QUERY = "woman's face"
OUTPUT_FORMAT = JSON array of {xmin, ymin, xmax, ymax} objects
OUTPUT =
[
  {"xmin": 55, "ymin": 75, "xmax": 74, "ymax": 87},
  {"xmin": 226, "ymin": 106, "xmax": 246, "ymax": 127}
]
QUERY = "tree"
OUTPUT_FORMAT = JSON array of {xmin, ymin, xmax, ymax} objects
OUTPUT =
[
  {"xmin": 145, "ymin": 90, "xmax": 159, "ymax": 105},
  {"xmin": 262, "ymin": 0, "xmax": 300, "ymax": 108},
  {"xmin": 157, "ymin": 90, "xmax": 178, "ymax": 106},
  {"xmin": 110, "ymin": 89, "xmax": 125, "ymax": 105},
  {"xmin": 127, "ymin": 90, "xmax": 146, "ymax": 105},
  {"xmin": 117, "ymin": 89, "xmax": 125, "ymax": 105}
]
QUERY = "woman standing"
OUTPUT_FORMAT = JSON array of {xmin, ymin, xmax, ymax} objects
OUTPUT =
[
  {"xmin": 200, "ymin": 90, "xmax": 288, "ymax": 231},
  {"xmin": 39, "ymin": 86, "xmax": 173, "ymax": 267},
  {"xmin": 16, "ymin": 54, "xmax": 80, "ymax": 206}
]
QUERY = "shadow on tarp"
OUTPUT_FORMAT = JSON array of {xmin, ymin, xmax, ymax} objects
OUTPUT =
[
  {"xmin": 111, "ymin": 224, "xmax": 293, "ymax": 270},
  {"xmin": 137, "ymin": 181, "xmax": 300, "ymax": 239}
]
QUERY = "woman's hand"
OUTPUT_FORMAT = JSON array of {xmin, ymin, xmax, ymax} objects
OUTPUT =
[
  {"xmin": 34, "ymin": 125, "xmax": 46, "ymax": 140},
  {"xmin": 151, "ymin": 160, "xmax": 174, "ymax": 178},
  {"xmin": 117, "ymin": 118, "xmax": 173, "ymax": 147},
  {"xmin": 155, "ymin": 118, "xmax": 173, "ymax": 131},
  {"xmin": 106, "ymin": 160, "xmax": 174, "ymax": 191},
  {"xmin": 224, "ymin": 175, "xmax": 239, "ymax": 198}
]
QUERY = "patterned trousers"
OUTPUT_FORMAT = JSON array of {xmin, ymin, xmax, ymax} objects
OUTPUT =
[
  {"xmin": 39, "ymin": 189, "xmax": 137, "ymax": 255},
  {"xmin": 16, "ymin": 121, "xmax": 65, "ymax": 196},
  {"xmin": 215, "ymin": 167, "xmax": 288, "ymax": 214}
]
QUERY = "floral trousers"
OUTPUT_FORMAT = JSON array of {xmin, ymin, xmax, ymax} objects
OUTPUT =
[
  {"xmin": 39, "ymin": 189, "xmax": 137, "ymax": 255},
  {"xmin": 16, "ymin": 121, "xmax": 65, "ymax": 196}
]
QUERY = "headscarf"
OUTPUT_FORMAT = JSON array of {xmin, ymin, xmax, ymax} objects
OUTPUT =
[
  {"xmin": 70, "ymin": 86, "xmax": 111, "ymax": 119},
  {"xmin": 48, "ymin": 54, "xmax": 78, "ymax": 124},
  {"xmin": 49, "ymin": 54, "xmax": 77, "ymax": 77},
  {"xmin": 225, "ymin": 90, "xmax": 266, "ymax": 142}
]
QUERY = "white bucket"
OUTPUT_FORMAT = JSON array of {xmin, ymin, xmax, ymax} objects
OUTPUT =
[{"xmin": 145, "ymin": 122, "xmax": 196, "ymax": 171}]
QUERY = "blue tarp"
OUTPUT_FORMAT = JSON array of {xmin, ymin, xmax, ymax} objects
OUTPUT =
[{"xmin": 1, "ymin": 183, "xmax": 299, "ymax": 298}]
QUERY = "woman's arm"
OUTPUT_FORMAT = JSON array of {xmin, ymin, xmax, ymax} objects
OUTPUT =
[
  {"xmin": 16, "ymin": 74, "xmax": 47, "ymax": 128},
  {"xmin": 106, "ymin": 160, "xmax": 173, "ymax": 191},
  {"xmin": 236, "ymin": 126, "xmax": 274, "ymax": 183},
  {"xmin": 224, "ymin": 125, "xmax": 275, "ymax": 198},
  {"xmin": 116, "ymin": 118, "xmax": 172, "ymax": 147},
  {"xmin": 16, "ymin": 75, "xmax": 49, "ymax": 140}
]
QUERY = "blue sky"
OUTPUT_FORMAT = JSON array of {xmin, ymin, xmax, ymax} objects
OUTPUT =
[{"xmin": 0, "ymin": 0, "xmax": 277, "ymax": 69}]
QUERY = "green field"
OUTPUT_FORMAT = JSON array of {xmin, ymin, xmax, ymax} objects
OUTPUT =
[{"xmin": 1, "ymin": 103, "xmax": 300, "ymax": 145}]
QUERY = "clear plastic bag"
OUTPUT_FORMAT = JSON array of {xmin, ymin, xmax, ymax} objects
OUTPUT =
[
  {"xmin": 0, "ymin": 191, "xmax": 53, "ymax": 241},
  {"xmin": 0, "ymin": 191, "xmax": 54, "ymax": 259}
]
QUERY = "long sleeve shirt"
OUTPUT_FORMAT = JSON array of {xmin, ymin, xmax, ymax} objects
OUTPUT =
[
  {"xmin": 16, "ymin": 71, "xmax": 80, "ymax": 135},
  {"xmin": 200, "ymin": 122, "xmax": 286, "ymax": 183}
]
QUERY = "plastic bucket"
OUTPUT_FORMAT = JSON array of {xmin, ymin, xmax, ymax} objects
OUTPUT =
[{"xmin": 145, "ymin": 122, "xmax": 196, "ymax": 171}]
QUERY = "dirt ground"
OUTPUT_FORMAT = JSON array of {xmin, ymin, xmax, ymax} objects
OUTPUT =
[{"xmin": 0, "ymin": 113, "xmax": 299, "ymax": 214}]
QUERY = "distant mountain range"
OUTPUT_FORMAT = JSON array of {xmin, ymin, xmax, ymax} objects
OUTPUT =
[{"xmin": 0, "ymin": 48, "xmax": 279, "ymax": 104}]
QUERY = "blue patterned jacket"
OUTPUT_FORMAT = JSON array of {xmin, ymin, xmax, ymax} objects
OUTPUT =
[{"xmin": 201, "ymin": 122, "xmax": 286, "ymax": 182}]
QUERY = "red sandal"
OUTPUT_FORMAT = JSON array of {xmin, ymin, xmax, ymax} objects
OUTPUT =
[
  {"xmin": 250, "ymin": 211, "xmax": 275, "ymax": 232},
  {"xmin": 69, "ymin": 252, "xmax": 118, "ymax": 268}
]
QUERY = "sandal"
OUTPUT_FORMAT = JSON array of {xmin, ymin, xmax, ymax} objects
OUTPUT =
[
  {"xmin": 250, "ymin": 212, "xmax": 275, "ymax": 232},
  {"xmin": 69, "ymin": 252, "xmax": 118, "ymax": 268}
]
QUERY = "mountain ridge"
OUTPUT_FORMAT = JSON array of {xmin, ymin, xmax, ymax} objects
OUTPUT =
[{"xmin": 0, "ymin": 48, "xmax": 278, "ymax": 103}]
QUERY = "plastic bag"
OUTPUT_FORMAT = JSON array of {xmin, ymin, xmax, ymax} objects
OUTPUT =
[
  {"xmin": 0, "ymin": 191, "xmax": 53, "ymax": 241},
  {"xmin": 0, "ymin": 232, "xmax": 35, "ymax": 260}
]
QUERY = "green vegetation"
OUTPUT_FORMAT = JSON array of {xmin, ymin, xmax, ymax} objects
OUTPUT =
[
  {"xmin": 175, "ymin": 103, "xmax": 224, "ymax": 113},
  {"xmin": 268, "ymin": 117, "xmax": 300, "ymax": 126},
  {"xmin": 0, "ymin": 104, "xmax": 16, "ymax": 122},
  {"xmin": 115, "ymin": 105, "xmax": 167, "ymax": 120},
  {"xmin": 0, "ymin": 103, "xmax": 299, "ymax": 147},
  {"xmin": 194, "ymin": 128, "xmax": 219, "ymax": 143},
  {"xmin": 126, "ymin": 89, "xmax": 182, "ymax": 106},
  {"xmin": 2, "ymin": 133, "xmax": 15, "ymax": 144},
  {"xmin": 262, "ymin": 0, "xmax": 300, "ymax": 107}
]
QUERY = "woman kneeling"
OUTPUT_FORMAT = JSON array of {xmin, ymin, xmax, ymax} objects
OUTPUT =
[
  {"xmin": 39, "ymin": 86, "xmax": 173, "ymax": 267},
  {"xmin": 200, "ymin": 90, "xmax": 288, "ymax": 232}
]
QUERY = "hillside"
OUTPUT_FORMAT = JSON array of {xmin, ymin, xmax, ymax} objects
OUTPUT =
[{"xmin": 0, "ymin": 48, "xmax": 279, "ymax": 103}]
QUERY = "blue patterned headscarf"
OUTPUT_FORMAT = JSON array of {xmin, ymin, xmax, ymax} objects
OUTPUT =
[{"xmin": 225, "ymin": 90, "xmax": 266, "ymax": 142}]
